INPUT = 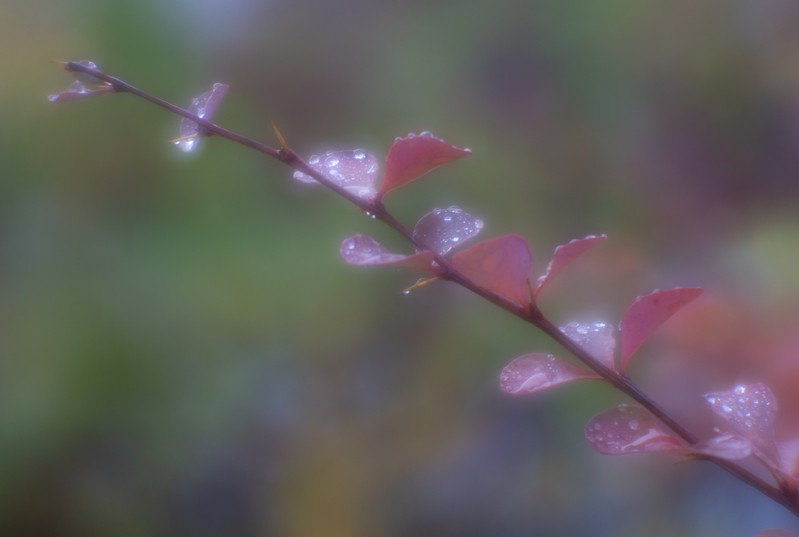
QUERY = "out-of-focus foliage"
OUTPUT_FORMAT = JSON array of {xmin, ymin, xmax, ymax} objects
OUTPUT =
[{"xmin": 4, "ymin": 0, "xmax": 799, "ymax": 535}]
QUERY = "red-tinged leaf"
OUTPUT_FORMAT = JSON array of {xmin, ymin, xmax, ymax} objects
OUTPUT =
[
  {"xmin": 339, "ymin": 234, "xmax": 435, "ymax": 271},
  {"xmin": 692, "ymin": 433, "xmax": 753, "ymax": 461},
  {"xmin": 704, "ymin": 383, "xmax": 778, "ymax": 449},
  {"xmin": 293, "ymin": 150, "xmax": 379, "ymax": 201},
  {"xmin": 499, "ymin": 353, "xmax": 599, "ymax": 395},
  {"xmin": 378, "ymin": 132, "xmax": 471, "ymax": 198},
  {"xmin": 48, "ymin": 79, "xmax": 115, "ymax": 103},
  {"xmin": 756, "ymin": 530, "xmax": 799, "ymax": 537},
  {"xmin": 535, "ymin": 235, "xmax": 607, "ymax": 297},
  {"xmin": 561, "ymin": 321, "xmax": 616, "ymax": 370},
  {"xmin": 412, "ymin": 206, "xmax": 484, "ymax": 255},
  {"xmin": 451, "ymin": 235, "xmax": 532, "ymax": 306},
  {"xmin": 619, "ymin": 287, "xmax": 703, "ymax": 371},
  {"xmin": 175, "ymin": 83, "xmax": 229, "ymax": 152},
  {"xmin": 585, "ymin": 405, "xmax": 684, "ymax": 455},
  {"xmin": 777, "ymin": 438, "xmax": 799, "ymax": 478}
]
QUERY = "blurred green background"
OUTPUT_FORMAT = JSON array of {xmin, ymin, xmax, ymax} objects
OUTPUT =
[{"xmin": 4, "ymin": 0, "xmax": 799, "ymax": 535}]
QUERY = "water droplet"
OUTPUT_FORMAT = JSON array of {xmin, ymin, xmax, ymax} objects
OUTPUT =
[
  {"xmin": 178, "ymin": 139, "xmax": 198, "ymax": 152},
  {"xmin": 560, "ymin": 321, "xmax": 616, "ymax": 370},
  {"xmin": 292, "ymin": 150, "xmax": 379, "ymax": 200},
  {"xmin": 412, "ymin": 205, "xmax": 484, "ymax": 255},
  {"xmin": 628, "ymin": 419, "xmax": 639, "ymax": 430}
]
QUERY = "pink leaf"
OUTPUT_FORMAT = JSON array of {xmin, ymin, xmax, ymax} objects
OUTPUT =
[
  {"xmin": 175, "ymin": 83, "xmax": 230, "ymax": 153},
  {"xmin": 293, "ymin": 149, "xmax": 379, "ymax": 201},
  {"xmin": 378, "ymin": 132, "xmax": 471, "ymax": 198},
  {"xmin": 499, "ymin": 353, "xmax": 599, "ymax": 395},
  {"xmin": 704, "ymin": 383, "xmax": 778, "ymax": 449},
  {"xmin": 585, "ymin": 405, "xmax": 683, "ymax": 455},
  {"xmin": 619, "ymin": 287, "xmax": 703, "ymax": 371},
  {"xmin": 535, "ymin": 235, "xmax": 607, "ymax": 297},
  {"xmin": 48, "ymin": 79, "xmax": 115, "ymax": 102},
  {"xmin": 692, "ymin": 433, "xmax": 753, "ymax": 461},
  {"xmin": 339, "ymin": 234, "xmax": 435, "ymax": 271},
  {"xmin": 776, "ymin": 438, "xmax": 799, "ymax": 478},
  {"xmin": 561, "ymin": 321, "xmax": 616, "ymax": 370},
  {"xmin": 451, "ymin": 235, "xmax": 532, "ymax": 306},
  {"xmin": 412, "ymin": 206, "xmax": 484, "ymax": 255},
  {"xmin": 755, "ymin": 530, "xmax": 799, "ymax": 537}
]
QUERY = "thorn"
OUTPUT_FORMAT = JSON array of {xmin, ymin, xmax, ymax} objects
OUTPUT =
[
  {"xmin": 271, "ymin": 121, "xmax": 289, "ymax": 153},
  {"xmin": 402, "ymin": 276, "xmax": 440, "ymax": 295}
]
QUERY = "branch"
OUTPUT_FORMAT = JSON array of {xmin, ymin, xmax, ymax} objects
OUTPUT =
[{"xmin": 53, "ymin": 61, "xmax": 799, "ymax": 519}]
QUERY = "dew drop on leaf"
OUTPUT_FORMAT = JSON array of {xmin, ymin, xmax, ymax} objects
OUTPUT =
[
  {"xmin": 412, "ymin": 205, "xmax": 484, "ymax": 255},
  {"xmin": 499, "ymin": 353, "xmax": 599, "ymax": 395},
  {"xmin": 560, "ymin": 321, "xmax": 616, "ymax": 370},
  {"xmin": 176, "ymin": 82, "xmax": 229, "ymax": 153},
  {"xmin": 340, "ymin": 234, "xmax": 411, "ymax": 265},
  {"xmin": 339, "ymin": 234, "xmax": 435, "ymax": 271},
  {"xmin": 48, "ymin": 61, "xmax": 116, "ymax": 103},
  {"xmin": 692, "ymin": 433, "xmax": 753, "ymax": 461},
  {"xmin": 585, "ymin": 405, "xmax": 683, "ymax": 455},
  {"xmin": 292, "ymin": 149, "xmax": 379, "ymax": 201},
  {"xmin": 703, "ymin": 382, "xmax": 777, "ymax": 448}
]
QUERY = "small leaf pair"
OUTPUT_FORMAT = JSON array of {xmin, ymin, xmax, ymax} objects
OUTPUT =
[
  {"xmin": 500, "ymin": 287, "xmax": 702, "ymax": 396},
  {"xmin": 293, "ymin": 132, "xmax": 471, "ymax": 202},
  {"xmin": 432, "ymin": 233, "xmax": 607, "ymax": 311},
  {"xmin": 340, "ymin": 205, "xmax": 484, "ymax": 273},
  {"xmin": 341, "ymin": 212, "xmax": 533, "ymax": 306},
  {"xmin": 701, "ymin": 382, "xmax": 799, "ymax": 486},
  {"xmin": 583, "ymin": 381, "xmax": 798, "ymax": 489},
  {"xmin": 174, "ymin": 83, "xmax": 229, "ymax": 152},
  {"xmin": 48, "ymin": 61, "xmax": 115, "ymax": 102},
  {"xmin": 499, "ymin": 321, "xmax": 613, "ymax": 395}
]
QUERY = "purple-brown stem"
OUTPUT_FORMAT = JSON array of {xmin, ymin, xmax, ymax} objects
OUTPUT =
[{"xmin": 58, "ymin": 61, "xmax": 799, "ymax": 519}]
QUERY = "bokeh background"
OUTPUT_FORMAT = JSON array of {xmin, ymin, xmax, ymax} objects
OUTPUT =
[{"xmin": 4, "ymin": 0, "xmax": 799, "ymax": 535}]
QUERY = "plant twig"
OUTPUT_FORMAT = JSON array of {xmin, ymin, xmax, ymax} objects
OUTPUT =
[{"xmin": 57, "ymin": 61, "xmax": 799, "ymax": 519}]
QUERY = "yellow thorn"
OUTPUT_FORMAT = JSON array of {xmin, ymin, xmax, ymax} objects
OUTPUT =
[
  {"xmin": 271, "ymin": 121, "xmax": 289, "ymax": 152},
  {"xmin": 402, "ymin": 276, "xmax": 440, "ymax": 295}
]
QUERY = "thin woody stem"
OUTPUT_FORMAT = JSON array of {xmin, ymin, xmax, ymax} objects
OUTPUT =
[{"xmin": 57, "ymin": 61, "xmax": 799, "ymax": 518}]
